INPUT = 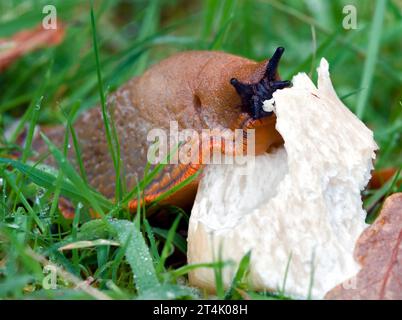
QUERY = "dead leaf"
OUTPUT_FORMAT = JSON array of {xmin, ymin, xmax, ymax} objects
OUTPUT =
[
  {"xmin": 0, "ymin": 22, "xmax": 65, "ymax": 72},
  {"xmin": 325, "ymin": 193, "xmax": 402, "ymax": 300},
  {"xmin": 58, "ymin": 196, "xmax": 75, "ymax": 219},
  {"xmin": 58, "ymin": 239, "xmax": 120, "ymax": 251},
  {"xmin": 369, "ymin": 167, "xmax": 400, "ymax": 189}
]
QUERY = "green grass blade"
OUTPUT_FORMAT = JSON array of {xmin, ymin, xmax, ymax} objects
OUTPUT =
[
  {"xmin": 356, "ymin": 0, "xmax": 387, "ymax": 119},
  {"xmin": 40, "ymin": 133, "xmax": 107, "ymax": 216},
  {"xmin": 213, "ymin": 242, "xmax": 226, "ymax": 299},
  {"xmin": 280, "ymin": 252, "xmax": 292, "ymax": 297},
  {"xmin": 136, "ymin": 283, "xmax": 197, "ymax": 300},
  {"xmin": 65, "ymin": 101, "xmax": 88, "ymax": 185},
  {"xmin": 90, "ymin": 2, "xmax": 122, "ymax": 200},
  {"xmin": 156, "ymin": 214, "xmax": 182, "ymax": 274},
  {"xmin": 134, "ymin": 0, "xmax": 161, "ymax": 74},
  {"xmin": 151, "ymin": 168, "xmax": 201, "ymax": 205},
  {"xmin": 2, "ymin": 170, "xmax": 45, "ymax": 233},
  {"xmin": 20, "ymin": 97, "xmax": 42, "ymax": 163},
  {"xmin": 224, "ymin": 251, "xmax": 251, "ymax": 299},
  {"xmin": 168, "ymin": 261, "xmax": 226, "ymax": 280},
  {"xmin": 143, "ymin": 217, "xmax": 161, "ymax": 263},
  {"xmin": 153, "ymin": 226, "xmax": 187, "ymax": 255},
  {"xmin": 109, "ymin": 219, "xmax": 160, "ymax": 293}
]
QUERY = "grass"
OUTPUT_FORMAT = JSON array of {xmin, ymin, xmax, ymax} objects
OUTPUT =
[
  {"xmin": 356, "ymin": 0, "xmax": 387, "ymax": 119},
  {"xmin": 0, "ymin": 0, "xmax": 401, "ymax": 300}
]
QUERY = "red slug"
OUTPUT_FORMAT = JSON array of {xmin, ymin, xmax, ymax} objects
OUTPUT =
[{"xmin": 33, "ymin": 47, "xmax": 291, "ymax": 212}]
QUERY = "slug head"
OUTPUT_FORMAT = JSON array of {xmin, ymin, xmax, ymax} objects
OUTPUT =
[{"xmin": 230, "ymin": 47, "xmax": 291, "ymax": 119}]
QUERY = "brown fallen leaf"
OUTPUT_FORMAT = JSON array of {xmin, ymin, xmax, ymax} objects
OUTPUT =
[
  {"xmin": 58, "ymin": 196, "xmax": 76, "ymax": 220},
  {"xmin": 369, "ymin": 167, "xmax": 400, "ymax": 189},
  {"xmin": 325, "ymin": 193, "xmax": 402, "ymax": 300},
  {"xmin": 0, "ymin": 22, "xmax": 65, "ymax": 72}
]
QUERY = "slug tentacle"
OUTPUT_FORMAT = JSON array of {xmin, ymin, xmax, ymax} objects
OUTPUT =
[
  {"xmin": 265, "ymin": 46, "xmax": 285, "ymax": 80},
  {"xmin": 230, "ymin": 47, "xmax": 291, "ymax": 119}
]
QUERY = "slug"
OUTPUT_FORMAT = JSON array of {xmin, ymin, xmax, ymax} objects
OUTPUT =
[{"xmin": 32, "ymin": 47, "xmax": 291, "ymax": 212}]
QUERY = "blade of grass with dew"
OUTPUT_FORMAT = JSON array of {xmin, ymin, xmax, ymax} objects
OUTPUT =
[
  {"xmin": 71, "ymin": 200, "xmax": 82, "ymax": 270},
  {"xmin": 63, "ymin": 101, "xmax": 89, "ymax": 185},
  {"xmin": 47, "ymin": 171, "xmax": 64, "ymax": 233},
  {"xmin": 2, "ymin": 170, "xmax": 45, "ymax": 233},
  {"xmin": 10, "ymin": 79, "xmax": 46, "ymax": 209},
  {"xmin": 109, "ymin": 219, "xmax": 159, "ymax": 293},
  {"xmin": 136, "ymin": 283, "xmax": 198, "ymax": 300},
  {"xmin": 356, "ymin": 0, "xmax": 387, "ymax": 119},
  {"xmin": 143, "ymin": 217, "xmax": 161, "ymax": 263}
]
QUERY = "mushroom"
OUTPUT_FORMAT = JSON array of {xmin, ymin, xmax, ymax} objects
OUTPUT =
[{"xmin": 187, "ymin": 58, "xmax": 378, "ymax": 299}]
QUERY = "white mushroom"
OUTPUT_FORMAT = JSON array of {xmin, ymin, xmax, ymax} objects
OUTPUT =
[{"xmin": 187, "ymin": 58, "xmax": 378, "ymax": 299}]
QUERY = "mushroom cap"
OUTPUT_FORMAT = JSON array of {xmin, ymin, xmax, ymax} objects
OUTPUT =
[{"xmin": 187, "ymin": 58, "xmax": 378, "ymax": 299}]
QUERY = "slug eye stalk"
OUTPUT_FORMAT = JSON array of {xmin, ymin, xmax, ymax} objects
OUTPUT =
[{"xmin": 230, "ymin": 47, "xmax": 291, "ymax": 119}]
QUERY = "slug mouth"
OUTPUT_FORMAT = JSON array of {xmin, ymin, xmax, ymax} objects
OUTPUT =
[{"xmin": 230, "ymin": 47, "xmax": 292, "ymax": 119}]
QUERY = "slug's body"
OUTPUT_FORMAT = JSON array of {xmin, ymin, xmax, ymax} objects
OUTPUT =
[{"xmin": 33, "ymin": 48, "xmax": 290, "ymax": 211}]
